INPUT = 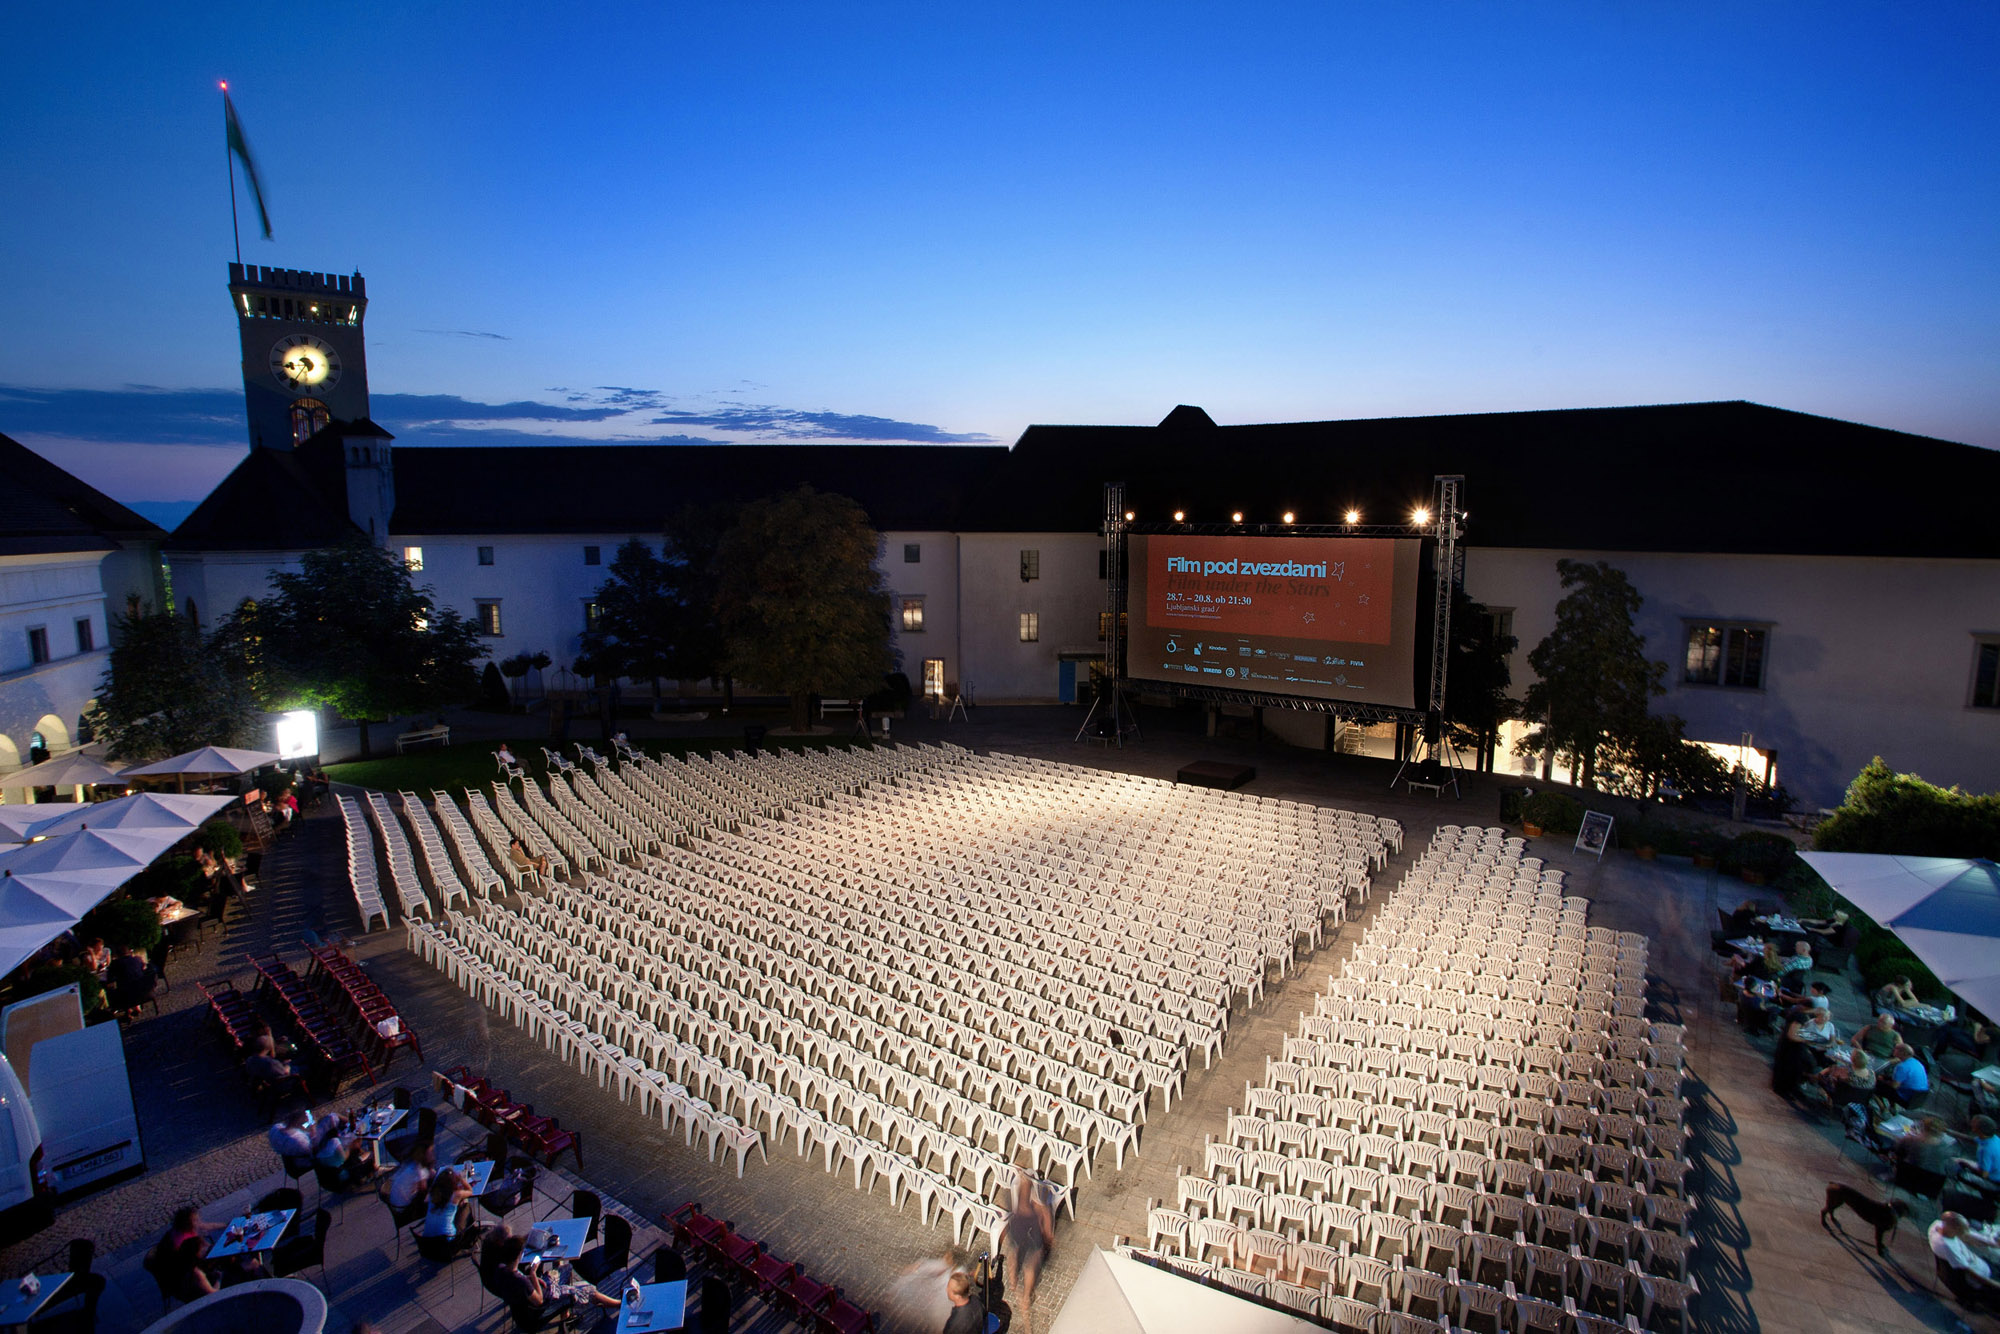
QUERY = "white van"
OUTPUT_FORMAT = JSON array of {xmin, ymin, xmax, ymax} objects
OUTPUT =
[
  {"xmin": 0, "ymin": 1051, "xmax": 47, "ymax": 1218},
  {"xmin": 0, "ymin": 986, "xmax": 142, "ymax": 1199}
]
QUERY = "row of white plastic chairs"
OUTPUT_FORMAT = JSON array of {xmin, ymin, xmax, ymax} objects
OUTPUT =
[
  {"xmin": 392, "ymin": 791, "xmax": 473, "ymax": 912},
  {"xmin": 423, "ymin": 789, "xmax": 504, "ymax": 899},
  {"xmin": 361, "ymin": 790, "xmax": 433, "ymax": 922},
  {"xmin": 335, "ymin": 795, "xmax": 390, "ymax": 932}
]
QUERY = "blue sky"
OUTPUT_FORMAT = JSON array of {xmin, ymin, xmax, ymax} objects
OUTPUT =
[{"xmin": 3, "ymin": 2, "xmax": 1995, "ymax": 520}]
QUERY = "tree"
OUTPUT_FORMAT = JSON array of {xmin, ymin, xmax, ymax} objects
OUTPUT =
[
  {"xmin": 574, "ymin": 523, "xmax": 728, "ymax": 704},
  {"xmin": 1518, "ymin": 559, "xmax": 1664, "ymax": 789},
  {"xmin": 1443, "ymin": 590, "xmax": 1516, "ymax": 770},
  {"xmin": 1596, "ymin": 710, "xmax": 1733, "ymax": 802},
  {"xmin": 714, "ymin": 487, "xmax": 895, "ymax": 731},
  {"xmin": 93, "ymin": 608, "xmax": 261, "ymax": 761},
  {"xmin": 1814, "ymin": 758, "xmax": 2000, "ymax": 858},
  {"xmin": 236, "ymin": 537, "xmax": 486, "ymax": 758}
]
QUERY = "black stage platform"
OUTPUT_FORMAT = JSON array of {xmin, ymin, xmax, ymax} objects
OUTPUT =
[{"xmin": 1176, "ymin": 760, "xmax": 1256, "ymax": 791}]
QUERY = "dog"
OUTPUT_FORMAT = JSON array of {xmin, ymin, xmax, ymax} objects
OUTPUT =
[{"xmin": 1822, "ymin": 1181, "xmax": 1912, "ymax": 1255}]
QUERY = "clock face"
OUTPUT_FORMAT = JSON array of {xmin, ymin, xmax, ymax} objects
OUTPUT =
[{"xmin": 270, "ymin": 334, "xmax": 341, "ymax": 393}]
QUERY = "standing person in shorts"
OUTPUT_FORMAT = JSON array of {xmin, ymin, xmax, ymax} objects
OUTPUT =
[{"xmin": 1003, "ymin": 1163, "xmax": 1054, "ymax": 1334}]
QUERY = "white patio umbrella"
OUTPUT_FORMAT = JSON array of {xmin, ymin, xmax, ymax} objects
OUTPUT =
[
  {"xmin": 0, "ymin": 752, "xmax": 126, "ymax": 792},
  {"xmin": 0, "ymin": 806, "xmax": 78, "ymax": 845},
  {"xmin": 120, "ymin": 746, "xmax": 281, "ymax": 793},
  {"xmin": 0, "ymin": 920, "xmax": 83, "ymax": 981},
  {"xmin": 28, "ymin": 793, "xmax": 236, "ymax": 842},
  {"xmin": 1799, "ymin": 852, "xmax": 2000, "ymax": 1020}
]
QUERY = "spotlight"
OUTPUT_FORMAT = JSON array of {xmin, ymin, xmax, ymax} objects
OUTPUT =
[
  {"xmin": 1231, "ymin": 511, "xmax": 1244, "ymax": 524},
  {"xmin": 1411, "ymin": 506, "xmax": 1431, "ymax": 526},
  {"xmin": 1282, "ymin": 511, "xmax": 1295, "ymax": 525},
  {"xmin": 1124, "ymin": 511, "xmax": 1135, "ymax": 521},
  {"xmin": 1344, "ymin": 508, "xmax": 1361, "ymax": 525},
  {"xmin": 1172, "ymin": 510, "xmax": 1185, "ymax": 522}
]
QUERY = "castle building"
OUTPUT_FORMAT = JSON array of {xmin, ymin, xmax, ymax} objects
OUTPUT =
[{"xmin": 80, "ymin": 261, "xmax": 2000, "ymax": 807}]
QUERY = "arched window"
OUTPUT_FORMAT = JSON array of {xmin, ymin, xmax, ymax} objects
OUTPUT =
[
  {"xmin": 28, "ymin": 732, "xmax": 48, "ymax": 765},
  {"xmin": 290, "ymin": 397, "xmax": 331, "ymax": 446}
]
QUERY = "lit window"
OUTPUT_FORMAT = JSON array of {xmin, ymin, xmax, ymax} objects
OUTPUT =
[
  {"xmin": 477, "ymin": 546, "xmax": 495, "ymax": 566},
  {"xmin": 901, "ymin": 597, "xmax": 925, "ymax": 633},
  {"xmin": 1019, "ymin": 612, "xmax": 1040, "ymax": 643},
  {"xmin": 476, "ymin": 601, "xmax": 503, "ymax": 636},
  {"xmin": 27, "ymin": 627, "xmax": 49, "ymax": 665},
  {"xmin": 75, "ymin": 618, "xmax": 94, "ymax": 653},
  {"xmin": 1684, "ymin": 623, "xmax": 1768, "ymax": 689},
  {"xmin": 1097, "ymin": 611, "xmax": 1128, "ymax": 640},
  {"xmin": 289, "ymin": 397, "xmax": 330, "ymax": 446},
  {"xmin": 584, "ymin": 546, "xmax": 601, "ymax": 566},
  {"xmin": 1020, "ymin": 549, "xmax": 1040, "ymax": 581},
  {"xmin": 584, "ymin": 602, "xmax": 602, "ymax": 632},
  {"xmin": 403, "ymin": 546, "xmax": 424, "ymax": 571},
  {"xmin": 904, "ymin": 543, "xmax": 922, "ymax": 564},
  {"xmin": 923, "ymin": 658, "xmax": 945, "ymax": 699},
  {"xmin": 1973, "ymin": 640, "xmax": 2000, "ymax": 709}
]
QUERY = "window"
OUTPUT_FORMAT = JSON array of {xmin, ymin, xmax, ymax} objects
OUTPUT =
[
  {"xmin": 900, "ymin": 596, "xmax": 925, "ymax": 632},
  {"xmin": 1098, "ymin": 548, "xmax": 1129, "ymax": 580},
  {"xmin": 1485, "ymin": 609, "xmax": 1515, "ymax": 648},
  {"xmin": 403, "ymin": 546, "xmax": 424, "ymax": 571},
  {"xmin": 1019, "ymin": 612, "xmax": 1040, "ymax": 642},
  {"xmin": 289, "ymin": 397, "xmax": 330, "ymax": 446},
  {"xmin": 904, "ymin": 543, "xmax": 922, "ymax": 564},
  {"xmin": 1684, "ymin": 623, "xmax": 1768, "ymax": 689},
  {"xmin": 74, "ymin": 618, "xmax": 94, "ymax": 653},
  {"xmin": 1097, "ymin": 611, "xmax": 1129, "ymax": 640},
  {"xmin": 584, "ymin": 601, "xmax": 602, "ymax": 633},
  {"xmin": 1973, "ymin": 640, "xmax": 2000, "ymax": 709},
  {"xmin": 476, "ymin": 600, "xmax": 503, "ymax": 636},
  {"xmin": 922, "ymin": 658, "xmax": 945, "ymax": 700},
  {"xmin": 477, "ymin": 546, "xmax": 495, "ymax": 566},
  {"xmin": 584, "ymin": 546, "xmax": 601, "ymax": 566},
  {"xmin": 1020, "ymin": 549, "xmax": 1040, "ymax": 581},
  {"xmin": 27, "ymin": 627, "xmax": 49, "ymax": 665}
]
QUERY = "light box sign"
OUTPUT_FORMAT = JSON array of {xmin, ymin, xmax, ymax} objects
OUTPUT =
[{"xmin": 275, "ymin": 710, "xmax": 319, "ymax": 760}]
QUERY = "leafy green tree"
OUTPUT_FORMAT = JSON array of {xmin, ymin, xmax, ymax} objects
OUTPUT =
[
  {"xmin": 1443, "ymin": 590, "xmax": 1516, "ymax": 769},
  {"xmin": 1518, "ymin": 559, "xmax": 1664, "ymax": 789},
  {"xmin": 1814, "ymin": 758, "xmax": 2000, "ymax": 857},
  {"xmin": 93, "ymin": 609, "xmax": 261, "ymax": 761},
  {"xmin": 714, "ymin": 487, "xmax": 895, "ymax": 732},
  {"xmin": 236, "ymin": 537, "xmax": 486, "ymax": 758},
  {"xmin": 1596, "ymin": 710, "xmax": 1733, "ymax": 802}
]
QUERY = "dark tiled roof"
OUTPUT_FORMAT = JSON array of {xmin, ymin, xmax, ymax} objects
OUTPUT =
[
  {"xmin": 168, "ymin": 441, "xmax": 361, "ymax": 551},
  {"xmin": 1008, "ymin": 400, "xmax": 2000, "ymax": 558},
  {"xmin": 388, "ymin": 444, "xmax": 1012, "ymax": 536},
  {"xmin": 0, "ymin": 431, "xmax": 164, "ymax": 557}
]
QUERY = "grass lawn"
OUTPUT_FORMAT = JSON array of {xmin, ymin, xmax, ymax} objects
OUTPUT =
[{"xmin": 326, "ymin": 732, "xmax": 874, "ymax": 799}]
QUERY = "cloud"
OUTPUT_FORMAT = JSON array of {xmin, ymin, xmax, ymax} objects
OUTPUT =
[
  {"xmin": 414, "ymin": 328, "xmax": 511, "ymax": 341},
  {"xmin": 0, "ymin": 385, "xmax": 244, "ymax": 446},
  {"xmin": 649, "ymin": 406, "xmax": 997, "ymax": 444},
  {"xmin": 371, "ymin": 392, "xmax": 628, "ymax": 424}
]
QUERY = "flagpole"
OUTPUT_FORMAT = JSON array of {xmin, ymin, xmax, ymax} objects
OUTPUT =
[{"xmin": 222, "ymin": 81, "xmax": 241, "ymax": 265}]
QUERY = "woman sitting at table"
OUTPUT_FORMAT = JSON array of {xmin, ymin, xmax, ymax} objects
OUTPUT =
[
  {"xmin": 1800, "ymin": 908, "xmax": 1851, "ymax": 940},
  {"xmin": 1799, "ymin": 1008, "xmax": 1839, "ymax": 1047},
  {"xmin": 312, "ymin": 1110, "xmax": 379, "ymax": 1185},
  {"xmin": 1731, "ymin": 941, "xmax": 1783, "ymax": 983},
  {"xmin": 1816, "ymin": 1048, "xmax": 1877, "ymax": 1105},
  {"xmin": 383, "ymin": 1139, "xmax": 437, "ymax": 1213},
  {"xmin": 480, "ymin": 1230, "xmax": 622, "ymax": 1319},
  {"xmin": 420, "ymin": 1168, "xmax": 480, "ymax": 1252},
  {"xmin": 1875, "ymin": 975, "xmax": 1922, "ymax": 1015}
]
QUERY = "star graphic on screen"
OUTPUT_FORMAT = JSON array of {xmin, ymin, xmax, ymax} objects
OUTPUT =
[
  {"xmin": 1303, "ymin": 612, "xmax": 1315, "ymax": 624},
  {"xmin": 1357, "ymin": 594, "xmax": 1370, "ymax": 605}
]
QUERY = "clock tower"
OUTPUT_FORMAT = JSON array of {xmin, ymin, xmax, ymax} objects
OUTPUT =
[{"xmin": 228, "ymin": 262, "xmax": 371, "ymax": 451}]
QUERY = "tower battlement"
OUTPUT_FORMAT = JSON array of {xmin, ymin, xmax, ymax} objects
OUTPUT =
[{"xmin": 228, "ymin": 263, "xmax": 365, "ymax": 298}]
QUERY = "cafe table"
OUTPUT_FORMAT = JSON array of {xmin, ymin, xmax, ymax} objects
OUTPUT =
[
  {"xmin": 446, "ymin": 1159, "xmax": 495, "ymax": 1195},
  {"xmin": 209, "ymin": 1208, "xmax": 298, "ymax": 1259},
  {"xmin": 616, "ymin": 1280, "xmax": 687, "ymax": 1332},
  {"xmin": 525, "ymin": 1216, "xmax": 593, "ymax": 1263},
  {"xmin": 0, "ymin": 1273, "xmax": 70, "ymax": 1328}
]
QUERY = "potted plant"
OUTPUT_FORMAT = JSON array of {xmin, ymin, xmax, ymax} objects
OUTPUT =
[{"xmin": 1689, "ymin": 829, "xmax": 1724, "ymax": 869}]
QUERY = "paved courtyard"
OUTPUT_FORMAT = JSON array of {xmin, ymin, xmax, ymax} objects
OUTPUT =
[{"xmin": 5, "ymin": 702, "xmax": 1993, "ymax": 1331}]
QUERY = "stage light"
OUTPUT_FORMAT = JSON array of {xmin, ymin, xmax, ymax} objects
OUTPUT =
[
  {"xmin": 1411, "ymin": 506, "xmax": 1431, "ymax": 526},
  {"xmin": 1172, "ymin": 510, "xmax": 1185, "ymax": 522},
  {"xmin": 1124, "ymin": 511, "xmax": 1134, "ymax": 521},
  {"xmin": 1344, "ymin": 508, "xmax": 1361, "ymax": 525},
  {"xmin": 1282, "ymin": 511, "xmax": 1295, "ymax": 525},
  {"xmin": 1231, "ymin": 511, "xmax": 1244, "ymax": 524}
]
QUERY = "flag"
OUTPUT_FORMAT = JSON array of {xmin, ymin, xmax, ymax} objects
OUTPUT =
[{"xmin": 223, "ymin": 91, "xmax": 273, "ymax": 239}]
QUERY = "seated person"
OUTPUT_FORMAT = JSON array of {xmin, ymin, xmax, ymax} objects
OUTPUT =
[
  {"xmin": 1815, "ymin": 1048, "xmax": 1876, "ymax": 1104},
  {"xmin": 1853, "ymin": 1012, "xmax": 1900, "ymax": 1061},
  {"xmin": 1787, "ymin": 979, "xmax": 1835, "ymax": 1013},
  {"xmin": 420, "ymin": 1168, "xmax": 479, "ymax": 1249},
  {"xmin": 1737, "ymin": 974, "xmax": 1781, "ymax": 1035},
  {"xmin": 1930, "ymin": 1212, "xmax": 2000, "ymax": 1310},
  {"xmin": 267, "ymin": 1106, "xmax": 317, "ymax": 1161},
  {"xmin": 104, "ymin": 945, "xmax": 157, "ymax": 1012},
  {"xmin": 1955, "ymin": 1114, "xmax": 2000, "ymax": 1192},
  {"xmin": 1892, "ymin": 1116, "xmax": 1959, "ymax": 1177},
  {"xmin": 152, "ymin": 1205, "xmax": 259, "ymax": 1298},
  {"xmin": 507, "ymin": 836, "xmax": 551, "ymax": 883},
  {"xmin": 1875, "ymin": 975, "xmax": 1921, "ymax": 1015},
  {"xmin": 244, "ymin": 1033, "xmax": 299, "ymax": 1087},
  {"xmin": 1731, "ymin": 941, "xmax": 1783, "ymax": 983},
  {"xmin": 1935, "ymin": 1018, "xmax": 1998, "ymax": 1062},
  {"xmin": 1800, "ymin": 908, "xmax": 1851, "ymax": 939},
  {"xmin": 1798, "ymin": 1008, "xmax": 1840, "ymax": 1048},
  {"xmin": 77, "ymin": 936, "xmax": 110, "ymax": 976},
  {"xmin": 1884, "ymin": 1044, "xmax": 1933, "ymax": 1107},
  {"xmin": 312, "ymin": 1109, "xmax": 378, "ymax": 1183},
  {"xmin": 1777, "ymin": 939, "xmax": 1815, "ymax": 981},
  {"xmin": 480, "ymin": 1230, "xmax": 621, "ymax": 1318},
  {"xmin": 496, "ymin": 745, "xmax": 521, "ymax": 770},
  {"xmin": 384, "ymin": 1140, "xmax": 437, "ymax": 1212}
]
